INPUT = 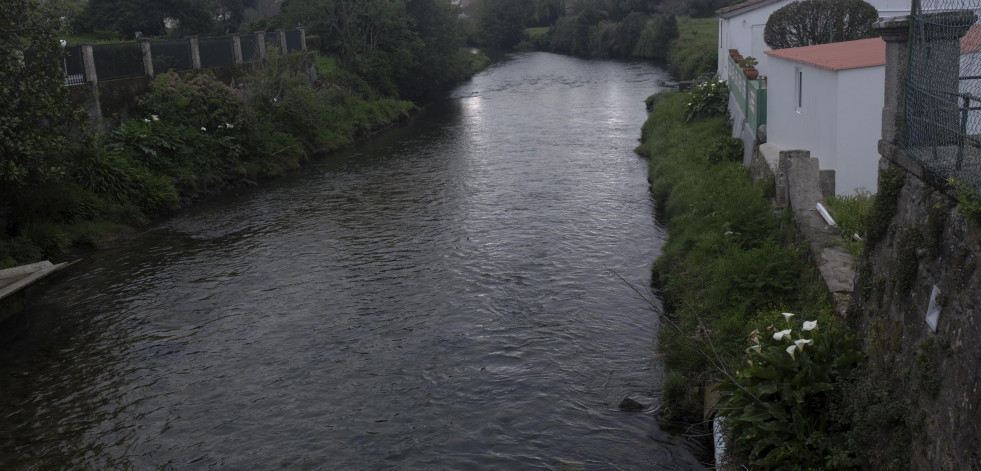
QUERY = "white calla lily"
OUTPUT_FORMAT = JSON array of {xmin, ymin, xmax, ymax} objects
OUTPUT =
[
  {"xmin": 803, "ymin": 320, "xmax": 818, "ymax": 331},
  {"xmin": 794, "ymin": 338, "xmax": 813, "ymax": 350},
  {"xmin": 786, "ymin": 344, "xmax": 797, "ymax": 359},
  {"xmin": 773, "ymin": 329, "xmax": 792, "ymax": 341},
  {"xmin": 746, "ymin": 345, "xmax": 761, "ymax": 354},
  {"xmin": 782, "ymin": 312, "xmax": 795, "ymax": 322}
]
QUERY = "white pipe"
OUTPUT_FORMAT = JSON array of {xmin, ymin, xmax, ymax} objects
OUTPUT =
[{"xmin": 815, "ymin": 202, "xmax": 836, "ymax": 226}]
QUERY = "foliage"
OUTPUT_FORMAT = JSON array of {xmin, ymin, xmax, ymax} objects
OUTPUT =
[
  {"xmin": 0, "ymin": 0, "xmax": 85, "ymax": 189},
  {"xmin": 865, "ymin": 164, "xmax": 905, "ymax": 246},
  {"xmin": 666, "ymin": 16, "xmax": 717, "ymax": 81},
  {"xmin": 685, "ymin": 78, "xmax": 729, "ymax": 122},
  {"xmin": 946, "ymin": 177, "xmax": 981, "ymax": 227},
  {"xmin": 822, "ymin": 190, "xmax": 874, "ymax": 259},
  {"xmin": 764, "ymin": 0, "xmax": 878, "ymax": 50},
  {"xmin": 76, "ymin": 0, "xmax": 219, "ymax": 38},
  {"xmin": 708, "ymin": 136, "xmax": 744, "ymax": 164},
  {"xmin": 717, "ymin": 314, "xmax": 863, "ymax": 470},
  {"xmin": 631, "ymin": 14, "xmax": 678, "ymax": 61}
]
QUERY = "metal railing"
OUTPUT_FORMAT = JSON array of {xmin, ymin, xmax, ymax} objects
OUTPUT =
[{"xmin": 728, "ymin": 55, "xmax": 767, "ymax": 138}]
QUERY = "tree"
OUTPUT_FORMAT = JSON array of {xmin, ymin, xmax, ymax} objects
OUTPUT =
[
  {"xmin": 763, "ymin": 0, "xmax": 878, "ymax": 50},
  {"xmin": 76, "ymin": 0, "xmax": 215, "ymax": 38},
  {"xmin": 477, "ymin": 0, "xmax": 532, "ymax": 49},
  {"xmin": 0, "ymin": 0, "xmax": 84, "ymax": 188}
]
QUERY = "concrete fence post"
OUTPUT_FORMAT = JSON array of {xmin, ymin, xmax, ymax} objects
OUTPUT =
[
  {"xmin": 278, "ymin": 29, "xmax": 287, "ymax": 55},
  {"xmin": 189, "ymin": 36, "xmax": 201, "ymax": 69},
  {"xmin": 81, "ymin": 44, "xmax": 97, "ymax": 84},
  {"xmin": 138, "ymin": 39, "xmax": 154, "ymax": 77},
  {"xmin": 256, "ymin": 31, "xmax": 267, "ymax": 60},
  {"xmin": 298, "ymin": 27, "xmax": 307, "ymax": 51},
  {"xmin": 232, "ymin": 35, "xmax": 243, "ymax": 64}
]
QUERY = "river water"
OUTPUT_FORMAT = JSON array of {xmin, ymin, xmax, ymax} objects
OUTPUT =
[{"xmin": 0, "ymin": 52, "xmax": 706, "ymax": 470}]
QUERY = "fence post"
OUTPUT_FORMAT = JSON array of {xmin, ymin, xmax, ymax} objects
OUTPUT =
[
  {"xmin": 81, "ymin": 44, "xmax": 97, "ymax": 84},
  {"xmin": 189, "ymin": 36, "xmax": 201, "ymax": 69},
  {"xmin": 256, "ymin": 31, "xmax": 267, "ymax": 60},
  {"xmin": 278, "ymin": 29, "xmax": 287, "ymax": 55},
  {"xmin": 232, "ymin": 35, "xmax": 243, "ymax": 64},
  {"xmin": 139, "ymin": 39, "xmax": 154, "ymax": 77},
  {"xmin": 298, "ymin": 27, "xmax": 307, "ymax": 51}
]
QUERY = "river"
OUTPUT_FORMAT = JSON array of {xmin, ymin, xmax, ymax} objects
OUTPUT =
[{"xmin": 0, "ymin": 52, "xmax": 706, "ymax": 470}]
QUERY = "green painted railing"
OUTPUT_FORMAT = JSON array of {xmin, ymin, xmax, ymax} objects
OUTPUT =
[{"xmin": 727, "ymin": 55, "xmax": 767, "ymax": 138}]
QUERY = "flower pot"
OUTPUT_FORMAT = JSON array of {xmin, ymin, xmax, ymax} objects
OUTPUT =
[
  {"xmin": 729, "ymin": 49, "xmax": 740, "ymax": 58},
  {"xmin": 744, "ymin": 67, "xmax": 759, "ymax": 80}
]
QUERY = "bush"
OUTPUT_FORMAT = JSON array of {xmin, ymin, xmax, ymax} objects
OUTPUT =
[
  {"xmin": 685, "ymin": 78, "xmax": 729, "ymax": 122},
  {"xmin": 764, "ymin": 0, "xmax": 878, "ymax": 49},
  {"xmin": 709, "ymin": 137, "xmax": 743, "ymax": 164},
  {"xmin": 716, "ymin": 314, "xmax": 863, "ymax": 470}
]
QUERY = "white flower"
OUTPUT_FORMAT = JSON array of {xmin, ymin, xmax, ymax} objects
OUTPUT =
[
  {"xmin": 786, "ymin": 344, "xmax": 798, "ymax": 359},
  {"xmin": 782, "ymin": 312, "xmax": 795, "ymax": 322},
  {"xmin": 794, "ymin": 339, "xmax": 813, "ymax": 350},
  {"xmin": 273, "ymin": 97, "xmax": 278, "ymax": 102},
  {"xmin": 201, "ymin": 127, "xmax": 207, "ymax": 131},
  {"xmin": 802, "ymin": 320, "xmax": 818, "ymax": 331},
  {"xmin": 746, "ymin": 345, "xmax": 762, "ymax": 354},
  {"xmin": 143, "ymin": 118, "xmax": 150, "ymax": 123},
  {"xmin": 225, "ymin": 123, "xmax": 233, "ymax": 129},
  {"xmin": 151, "ymin": 114, "xmax": 159, "ymax": 121},
  {"xmin": 773, "ymin": 329, "xmax": 792, "ymax": 341}
]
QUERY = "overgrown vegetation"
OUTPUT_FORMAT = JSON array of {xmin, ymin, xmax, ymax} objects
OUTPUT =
[
  {"xmin": 822, "ymin": 190, "xmax": 874, "ymax": 259},
  {"xmin": 0, "ymin": 0, "xmax": 487, "ymax": 269},
  {"xmin": 637, "ymin": 91, "xmax": 881, "ymax": 468}
]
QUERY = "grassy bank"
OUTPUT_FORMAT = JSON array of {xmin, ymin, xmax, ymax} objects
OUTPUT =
[
  {"xmin": 636, "ymin": 90, "xmax": 878, "ymax": 468},
  {"xmin": 668, "ymin": 17, "xmax": 718, "ymax": 81},
  {"xmin": 0, "ymin": 50, "xmax": 492, "ymax": 268}
]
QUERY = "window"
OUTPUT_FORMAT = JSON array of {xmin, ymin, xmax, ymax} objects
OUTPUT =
[{"xmin": 794, "ymin": 66, "xmax": 803, "ymax": 113}]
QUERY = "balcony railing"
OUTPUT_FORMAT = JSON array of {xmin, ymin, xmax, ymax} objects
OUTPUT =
[{"xmin": 728, "ymin": 54, "xmax": 767, "ymax": 138}]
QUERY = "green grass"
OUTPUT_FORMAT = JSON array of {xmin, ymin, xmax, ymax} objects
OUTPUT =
[
  {"xmin": 823, "ymin": 190, "xmax": 874, "ymax": 259},
  {"xmin": 668, "ymin": 17, "xmax": 718, "ymax": 80},
  {"xmin": 637, "ymin": 91, "xmax": 836, "ymax": 422},
  {"xmin": 525, "ymin": 27, "xmax": 550, "ymax": 41}
]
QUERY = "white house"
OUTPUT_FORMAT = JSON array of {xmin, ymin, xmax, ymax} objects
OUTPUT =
[
  {"xmin": 765, "ymin": 38, "xmax": 886, "ymax": 195},
  {"xmin": 717, "ymin": 0, "xmax": 910, "ymax": 80}
]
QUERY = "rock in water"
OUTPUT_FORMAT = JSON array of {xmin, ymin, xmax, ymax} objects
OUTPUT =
[{"xmin": 618, "ymin": 397, "xmax": 645, "ymax": 411}]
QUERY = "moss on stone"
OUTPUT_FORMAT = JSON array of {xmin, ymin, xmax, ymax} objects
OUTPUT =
[
  {"xmin": 894, "ymin": 226, "xmax": 924, "ymax": 296},
  {"xmin": 866, "ymin": 165, "xmax": 906, "ymax": 247}
]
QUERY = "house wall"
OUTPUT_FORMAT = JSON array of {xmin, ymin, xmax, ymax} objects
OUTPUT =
[
  {"xmin": 834, "ymin": 66, "xmax": 885, "ymax": 194},
  {"xmin": 766, "ymin": 57, "xmax": 883, "ymax": 195},
  {"xmin": 718, "ymin": 4, "xmax": 787, "ymax": 79},
  {"xmin": 766, "ymin": 58, "xmax": 838, "ymax": 179}
]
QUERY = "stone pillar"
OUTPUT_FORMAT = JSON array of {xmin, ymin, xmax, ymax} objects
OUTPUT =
[
  {"xmin": 138, "ymin": 39, "xmax": 154, "ymax": 77},
  {"xmin": 874, "ymin": 16, "xmax": 911, "ymax": 146},
  {"xmin": 232, "ymin": 35, "xmax": 243, "ymax": 64},
  {"xmin": 298, "ymin": 27, "xmax": 307, "ymax": 51},
  {"xmin": 189, "ymin": 36, "xmax": 201, "ymax": 69},
  {"xmin": 81, "ymin": 44, "xmax": 97, "ymax": 84},
  {"xmin": 278, "ymin": 29, "xmax": 288, "ymax": 55},
  {"xmin": 256, "ymin": 31, "xmax": 267, "ymax": 60}
]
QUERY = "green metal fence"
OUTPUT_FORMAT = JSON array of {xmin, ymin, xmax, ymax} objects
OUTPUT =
[
  {"xmin": 728, "ymin": 55, "xmax": 767, "ymax": 138},
  {"xmin": 905, "ymin": 0, "xmax": 981, "ymax": 192}
]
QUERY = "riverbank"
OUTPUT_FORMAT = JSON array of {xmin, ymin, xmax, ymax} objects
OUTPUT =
[
  {"xmin": 636, "ymin": 90, "xmax": 878, "ymax": 468},
  {"xmin": 0, "ymin": 49, "xmax": 490, "ymax": 270}
]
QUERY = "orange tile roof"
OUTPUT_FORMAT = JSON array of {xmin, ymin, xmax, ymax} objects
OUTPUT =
[
  {"xmin": 961, "ymin": 24, "xmax": 981, "ymax": 54},
  {"xmin": 765, "ymin": 38, "xmax": 886, "ymax": 71}
]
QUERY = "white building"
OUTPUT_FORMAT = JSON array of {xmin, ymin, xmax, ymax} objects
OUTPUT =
[
  {"xmin": 765, "ymin": 38, "xmax": 886, "ymax": 195},
  {"xmin": 717, "ymin": 0, "xmax": 911, "ymax": 81}
]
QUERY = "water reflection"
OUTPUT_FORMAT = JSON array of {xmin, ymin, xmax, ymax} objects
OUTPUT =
[{"xmin": 0, "ymin": 53, "xmax": 705, "ymax": 470}]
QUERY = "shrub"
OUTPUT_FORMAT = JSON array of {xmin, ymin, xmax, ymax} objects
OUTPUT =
[
  {"xmin": 716, "ymin": 314, "xmax": 863, "ymax": 470},
  {"xmin": 685, "ymin": 78, "xmax": 729, "ymax": 122},
  {"xmin": 708, "ymin": 137, "xmax": 743, "ymax": 164},
  {"xmin": 764, "ymin": 0, "xmax": 878, "ymax": 49}
]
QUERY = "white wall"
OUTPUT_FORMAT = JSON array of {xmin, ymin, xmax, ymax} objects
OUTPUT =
[
  {"xmin": 767, "ymin": 56, "xmax": 884, "ymax": 195},
  {"xmin": 718, "ymin": 4, "xmax": 787, "ymax": 78},
  {"xmin": 834, "ymin": 66, "xmax": 885, "ymax": 194}
]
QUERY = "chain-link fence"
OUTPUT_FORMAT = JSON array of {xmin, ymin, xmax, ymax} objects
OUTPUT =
[
  {"xmin": 199, "ymin": 36, "xmax": 235, "ymax": 68},
  {"xmin": 905, "ymin": 0, "xmax": 981, "ymax": 192},
  {"xmin": 240, "ymin": 34, "xmax": 261, "ymax": 62},
  {"xmin": 285, "ymin": 30, "xmax": 303, "ymax": 52},
  {"xmin": 150, "ymin": 39, "xmax": 193, "ymax": 73},
  {"xmin": 92, "ymin": 42, "xmax": 144, "ymax": 80}
]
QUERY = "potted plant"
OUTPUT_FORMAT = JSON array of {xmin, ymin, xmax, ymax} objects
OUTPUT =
[{"xmin": 741, "ymin": 56, "xmax": 759, "ymax": 80}]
